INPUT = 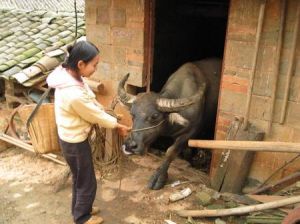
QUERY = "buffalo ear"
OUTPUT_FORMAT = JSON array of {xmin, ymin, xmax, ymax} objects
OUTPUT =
[{"xmin": 168, "ymin": 113, "xmax": 189, "ymax": 126}]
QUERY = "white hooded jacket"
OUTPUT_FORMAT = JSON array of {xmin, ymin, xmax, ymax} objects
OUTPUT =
[{"xmin": 47, "ymin": 66, "xmax": 117, "ymax": 143}]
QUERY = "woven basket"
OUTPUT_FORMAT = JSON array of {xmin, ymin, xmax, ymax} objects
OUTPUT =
[{"xmin": 18, "ymin": 103, "xmax": 60, "ymax": 154}]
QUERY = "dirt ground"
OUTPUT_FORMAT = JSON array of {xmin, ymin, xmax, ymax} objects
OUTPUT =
[
  {"xmin": 0, "ymin": 142, "xmax": 216, "ymax": 224},
  {"xmin": 0, "ymin": 105, "xmax": 215, "ymax": 224}
]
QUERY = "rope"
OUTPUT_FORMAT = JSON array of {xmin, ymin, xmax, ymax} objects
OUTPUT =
[{"xmin": 132, "ymin": 120, "xmax": 165, "ymax": 133}]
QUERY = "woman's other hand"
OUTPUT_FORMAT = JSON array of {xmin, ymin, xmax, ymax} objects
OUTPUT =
[{"xmin": 116, "ymin": 124, "xmax": 131, "ymax": 137}]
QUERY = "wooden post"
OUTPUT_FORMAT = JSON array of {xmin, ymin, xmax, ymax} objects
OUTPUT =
[
  {"xmin": 243, "ymin": 2, "xmax": 266, "ymax": 129},
  {"xmin": 268, "ymin": 0, "xmax": 286, "ymax": 133},
  {"xmin": 280, "ymin": 3, "xmax": 300, "ymax": 124}
]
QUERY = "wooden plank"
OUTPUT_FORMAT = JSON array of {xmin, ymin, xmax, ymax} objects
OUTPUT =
[
  {"xmin": 189, "ymin": 140, "xmax": 300, "ymax": 153},
  {"xmin": 211, "ymin": 117, "xmax": 242, "ymax": 191},
  {"xmin": 220, "ymin": 123, "xmax": 264, "ymax": 193}
]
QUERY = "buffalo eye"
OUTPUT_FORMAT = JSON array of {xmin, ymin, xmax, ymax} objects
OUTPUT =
[{"xmin": 150, "ymin": 113, "xmax": 159, "ymax": 120}]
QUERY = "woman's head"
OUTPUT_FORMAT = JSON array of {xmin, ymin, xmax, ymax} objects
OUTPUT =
[{"xmin": 62, "ymin": 41, "xmax": 100, "ymax": 78}]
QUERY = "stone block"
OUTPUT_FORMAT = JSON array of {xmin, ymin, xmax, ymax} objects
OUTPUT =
[
  {"xmin": 113, "ymin": 47, "xmax": 126, "ymax": 65},
  {"xmin": 112, "ymin": 28, "xmax": 143, "ymax": 48},
  {"xmin": 221, "ymin": 74, "xmax": 248, "ymax": 94},
  {"xmin": 85, "ymin": 5, "xmax": 97, "ymax": 25},
  {"xmin": 96, "ymin": 7, "xmax": 110, "ymax": 24},
  {"xmin": 224, "ymin": 40, "xmax": 256, "ymax": 71},
  {"xmin": 99, "ymin": 44, "xmax": 113, "ymax": 63},
  {"xmin": 286, "ymin": 101, "xmax": 300, "ymax": 129},
  {"xmin": 111, "ymin": 8, "xmax": 126, "ymax": 27},
  {"xmin": 219, "ymin": 90, "xmax": 246, "ymax": 116}
]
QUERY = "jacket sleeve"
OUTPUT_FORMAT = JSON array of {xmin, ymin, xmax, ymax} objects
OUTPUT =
[{"xmin": 70, "ymin": 93, "xmax": 118, "ymax": 129}]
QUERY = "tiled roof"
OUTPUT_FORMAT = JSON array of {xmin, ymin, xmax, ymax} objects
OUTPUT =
[
  {"xmin": 0, "ymin": 9, "xmax": 85, "ymax": 86},
  {"xmin": 0, "ymin": 0, "xmax": 85, "ymax": 12}
]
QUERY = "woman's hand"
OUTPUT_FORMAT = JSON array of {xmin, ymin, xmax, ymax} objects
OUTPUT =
[{"xmin": 116, "ymin": 123, "xmax": 131, "ymax": 137}]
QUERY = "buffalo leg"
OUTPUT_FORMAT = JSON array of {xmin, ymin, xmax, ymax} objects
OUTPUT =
[{"xmin": 148, "ymin": 128, "xmax": 197, "ymax": 190}]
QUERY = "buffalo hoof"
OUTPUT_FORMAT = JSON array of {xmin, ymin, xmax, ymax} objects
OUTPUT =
[{"xmin": 148, "ymin": 170, "xmax": 168, "ymax": 190}]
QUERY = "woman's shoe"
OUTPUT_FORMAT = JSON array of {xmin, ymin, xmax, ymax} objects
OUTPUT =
[
  {"xmin": 91, "ymin": 206, "xmax": 100, "ymax": 215},
  {"xmin": 84, "ymin": 215, "xmax": 103, "ymax": 224}
]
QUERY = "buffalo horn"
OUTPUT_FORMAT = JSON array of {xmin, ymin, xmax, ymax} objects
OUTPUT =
[
  {"xmin": 156, "ymin": 83, "xmax": 206, "ymax": 112},
  {"xmin": 118, "ymin": 73, "xmax": 136, "ymax": 107}
]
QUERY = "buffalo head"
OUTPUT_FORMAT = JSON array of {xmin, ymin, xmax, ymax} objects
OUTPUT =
[{"xmin": 118, "ymin": 74, "xmax": 205, "ymax": 155}]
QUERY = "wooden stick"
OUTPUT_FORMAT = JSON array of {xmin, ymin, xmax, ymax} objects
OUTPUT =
[
  {"xmin": 251, "ymin": 171, "xmax": 300, "ymax": 195},
  {"xmin": 83, "ymin": 78, "xmax": 104, "ymax": 94},
  {"xmin": 188, "ymin": 140, "xmax": 300, "ymax": 153},
  {"xmin": 268, "ymin": 0, "xmax": 286, "ymax": 133},
  {"xmin": 176, "ymin": 195, "xmax": 300, "ymax": 217},
  {"xmin": 0, "ymin": 133, "xmax": 66, "ymax": 166},
  {"xmin": 243, "ymin": 2, "xmax": 266, "ymax": 129},
  {"xmin": 280, "ymin": 3, "xmax": 300, "ymax": 124}
]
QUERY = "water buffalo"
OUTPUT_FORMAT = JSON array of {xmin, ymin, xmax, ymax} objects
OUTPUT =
[{"xmin": 119, "ymin": 58, "xmax": 222, "ymax": 190}]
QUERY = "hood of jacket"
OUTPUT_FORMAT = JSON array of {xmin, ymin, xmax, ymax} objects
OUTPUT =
[{"xmin": 46, "ymin": 66, "xmax": 84, "ymax": 89}]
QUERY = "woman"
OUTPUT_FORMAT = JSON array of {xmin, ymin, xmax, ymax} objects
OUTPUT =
[{"xmin": 47, "ymin": 40, "xmax": 130, "ymax": 224}]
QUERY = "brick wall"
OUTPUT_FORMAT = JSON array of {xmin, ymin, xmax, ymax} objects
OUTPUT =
[
  {"xmin": 85, "ymin": 0, "xmax": 146, "ymax": 92},
  {"xmin": 213, "ymin": 0, "xmax": 300, "ymax": 182}
]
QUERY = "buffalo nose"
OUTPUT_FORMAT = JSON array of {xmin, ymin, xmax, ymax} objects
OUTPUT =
[{"xmin": 125, "ymin": 139, "xmax": 137, "ymax": 150}]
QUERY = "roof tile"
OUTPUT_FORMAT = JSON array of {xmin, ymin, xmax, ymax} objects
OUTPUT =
[{"xmin": 0, "ymin": 9, "xmax": 85, "ymax": 85}]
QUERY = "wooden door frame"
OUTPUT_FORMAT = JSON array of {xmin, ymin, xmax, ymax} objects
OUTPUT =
[{"xmin": 144, "ymin": 0, "xmax": 155, "ymax": 92}]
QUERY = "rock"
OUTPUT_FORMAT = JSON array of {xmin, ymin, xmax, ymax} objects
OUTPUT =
[
  {"xmin": 196, "ymin": 191, "xmax": 212, "ymax": 206},
  {"xmin": 206, "ymin": 203, "xmax": 226, "ymax": 210},
  {"xmin": 225, "ymin": 201, "xmax": 239, "ymax": 208}
]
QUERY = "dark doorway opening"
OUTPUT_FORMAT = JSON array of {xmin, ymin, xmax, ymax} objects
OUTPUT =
[{"xmin": 150, "ymin": 0, "xmax": 229, "ymax": 171}]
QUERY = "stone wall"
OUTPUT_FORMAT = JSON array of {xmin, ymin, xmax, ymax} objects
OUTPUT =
[
  {"xmin": 85, "ymin": 0, "xmax": 146, "ymax": 92},
  {"xmin": 213, "ymin": 0, "xmax": 300, "ymax": 182}
]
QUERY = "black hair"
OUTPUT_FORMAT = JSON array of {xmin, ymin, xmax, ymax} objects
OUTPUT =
[{"xmin": 62, "ymin": 40, "xmax": 99, "ymax": 72}]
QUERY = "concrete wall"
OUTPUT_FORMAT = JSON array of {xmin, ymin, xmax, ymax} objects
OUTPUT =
[{"xmin": 213, "ymin": 0, "xmax": 300, "ymax": 183}]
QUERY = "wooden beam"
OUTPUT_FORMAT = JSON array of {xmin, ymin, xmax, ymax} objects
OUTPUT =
[
  {"xmin": 176, "ymin": 195, "xmax": 300, "ymax": 218},
  {"xmin": 0, "ymin": 133, "xmax": 66, "ymax": 166},
  {"xmin": 189, "ymin": 140, "xmax": 300, "ymax": 153}
]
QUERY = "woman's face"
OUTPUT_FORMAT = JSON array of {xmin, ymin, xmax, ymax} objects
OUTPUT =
[{"xmin": 78, "ymin": 55, "xmax": 100, "ymax": 77}]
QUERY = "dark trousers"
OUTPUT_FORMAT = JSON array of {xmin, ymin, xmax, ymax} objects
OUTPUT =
[{"xmin": 59, "ymin": 138, "xmax": 97, "ymax": 224}]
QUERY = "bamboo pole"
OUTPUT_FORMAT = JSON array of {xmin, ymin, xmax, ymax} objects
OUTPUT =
[
  {"xmin": 0, "ymin": 133, "xmax": 66, "ymax": 166},
  {"xmin": 268, "ymin": 0, "xmax": 286, "ymax": 133},
  {"xmin": 188, "ymin": 140, "xmax": 300, "ymax": 153},
  {"xmin": 176, "ymin": 195, "xmax": 300, "ymax": 218},
  {"xmin": 280, "ymin": 3, "xmax": 300, "ymax": 124},
  {"xmin": 243, "ymin": 2, "xmax": 266, "ymax": 129}
]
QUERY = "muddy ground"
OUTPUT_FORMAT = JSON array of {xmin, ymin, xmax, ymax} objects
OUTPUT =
[{"xmin": 0, "ymin": 144, "xmax": 216, "ymax": 224}]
